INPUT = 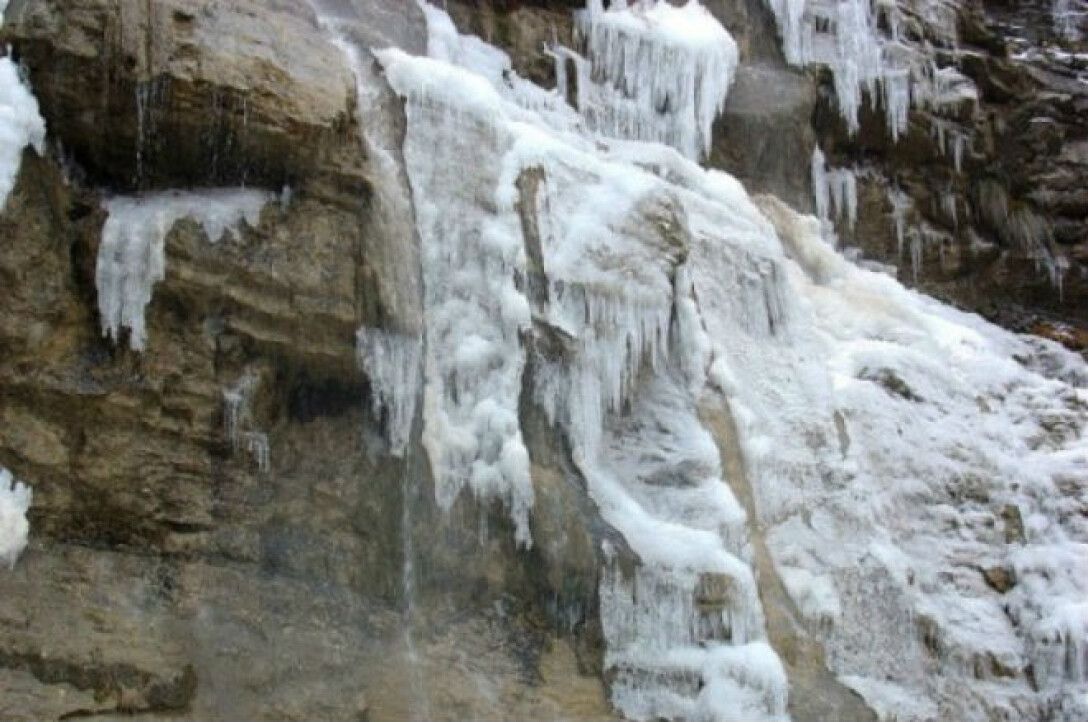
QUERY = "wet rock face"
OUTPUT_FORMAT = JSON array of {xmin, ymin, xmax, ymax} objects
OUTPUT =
[{"xmin": 3, "ymin": 0, "xmax": 365, "ymax": 190}]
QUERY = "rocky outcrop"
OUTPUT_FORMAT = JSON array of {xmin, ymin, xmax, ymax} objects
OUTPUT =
[
  {"xmin": 0, "ymin": 1, "xmax": 618, "ymax": 718},
  {"xmin": 813, "ymin": 0, "xmax": 1088, "ymax": 348}
]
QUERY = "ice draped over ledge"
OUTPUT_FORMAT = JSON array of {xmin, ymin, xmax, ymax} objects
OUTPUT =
[
  {"xmin": 572, "ymin": 0, "xmax": 739, "ymax": 160},
  {"xmin": 95, "ymin": 190, "xmax": 272, "ymax": 351}
]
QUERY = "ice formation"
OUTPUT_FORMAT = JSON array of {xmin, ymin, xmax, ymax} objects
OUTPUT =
[
  {"xmin": 811, "ymin": 146, "xmax": 857, "ymax": 232},
  {"xmin": 375, "ymin": 4, "xmax": 786, "ymax": 717},
  {"xmin": 570, "ymin": 0, "xmax": 739, "ymax": 160},
  {"xmin": 0, "ymin": 467, "xmax": 31, "ymax": 569},
  {"xmin": 96, "ymin": 189, "xmax": 271, "ymax": 351},
  {"xmin": 369, "ymin": 2, "xmax": 1088, "ymax": 719},
  {"xmin": 0, "ymin": 52, "xmax": 46, "ymax": 209},
  {"xmin": 1053, "ymin": 0, "xmax": 1086, "ymax": 40},
  {"xmin": 932, "ymin": 117, "xmax": 969, "ymax": 173},
  {"xmin": 764, "ymin": 0, "xmax": 978, "ymax": 138},
  {"xmin": 356, "ymin": 328, "xmax": 422, "ymax": 457}
]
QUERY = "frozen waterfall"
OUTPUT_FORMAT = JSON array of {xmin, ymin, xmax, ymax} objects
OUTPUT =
[{"xmin": 364, "ymin": 2, "xmax": 1088, "ymax": 719}]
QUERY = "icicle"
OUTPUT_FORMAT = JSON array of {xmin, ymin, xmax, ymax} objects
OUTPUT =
[
  {"xmin": 223, "ymin": 373, "xmax": 259, "ymax": 447},
  {"xmin": 888, "ymin": 186, "xmax": 912, "ymax": 258},
  {"xmin": 0, "ymin": 56, "xmax": 45, "ymax": 209},
  {"xmin": 221, "ymin": 372, "xmax": 272, "ymax": 474},
  {"xmin": 240, "ymin": 431, "xmax": 271, "ymax": 473},
  {"xmin": 1052, "ymin": 0, "xmax": 1084, "ymax": 41},
  {"xmin": 356, "ymin": 327, "xmax": 422, "ymax": 457},
  {"xmin": 942, "ymin": 187, "xmax": 957, "ymax": 228},
  {"xmin": 812, "ymin": 146, "xmax": 857, "ymax": 230},
  {"xmin": 572, "ymin": 0, "xmax": 739, "ymax": 159},
  {"xmin": 762, "ymin": 0, "xmax": 979, "ymax": 142},
  {"xmin": 812, "ymin": 146, "xmax": 830, "ymax": 221}
]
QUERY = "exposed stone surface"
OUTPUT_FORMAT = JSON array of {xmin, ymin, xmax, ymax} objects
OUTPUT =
[
  {"xmin": 0, "ymin": 1, "xmax": 616, "ymax": 718},
  {"xmin": 982, "ymin": 565, "xmax": 1017, "ymax": 594}
]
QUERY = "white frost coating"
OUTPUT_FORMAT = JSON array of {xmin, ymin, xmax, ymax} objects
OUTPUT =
[
  {"xmin": 96, "ymin": 189, "xmax": 271, "ymax": 351},
  {"xmin": 0, "ymin": 468, "xmax": 31, "ymax": 569},
  {"xmin": 742, "ymin": 195, "xmax": 1088, "ymax": 719},
  {"xmin": 0, "ymin": 56, "xmax": 46, "ymax": 209},
  {"xmin": 572, "ymin": 0, "xmax": 739, "ymax": 159},
  {"xmin": 356, "ymin": 328, "xmax": 422, "ymax": 457}
]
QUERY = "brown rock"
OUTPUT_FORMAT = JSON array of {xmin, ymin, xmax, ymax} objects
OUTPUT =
[
  {"xmin": 982, "ymin": 565, "xmax": 1017, "ymax": 593},
  {"xmin": 1001, "ymin": 504, "xmax": 1027, "ymax": 544}
]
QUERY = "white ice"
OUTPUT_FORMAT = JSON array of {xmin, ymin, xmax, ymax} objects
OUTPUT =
[
  {"xmin": 572, "ymin": 0, "xmax": 739, "ymax": 160},
  {"xmin": 356, "ymin": 328, "xmax": 422, "ymax": 457},
  {"xmin": 0, "ymin": 55, "xmax": 46, "ymax": 210},
  {"xmin": 0, "ymin": 467, "xmax": 31, "ymax": 569},
  {"xmin": 96, "ymin": 189, "xmax": 271, "ymax": 351},
  {"xmin": 764, "ymin": 0, "xmax": 980, "ymax": 140}
]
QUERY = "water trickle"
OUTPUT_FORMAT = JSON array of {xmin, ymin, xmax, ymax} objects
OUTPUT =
[{"xmin": 134, "ymin": 77, "xmax": 167, "ymax": 188}]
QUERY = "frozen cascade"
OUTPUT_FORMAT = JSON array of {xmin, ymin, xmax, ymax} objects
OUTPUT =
[
  {"xmin": 570, "ymin": 0, "xmax": 739, "ymax": 160},
  {"xmin": 378, "ymin": 3, "xmax": 787, "ymax": 718},
  {"xmin": 96, "ymin": 189, "xmax": 271, "ymax": 351},
  {"xmin": 385, "ymin": 4, "xmax": 1088, "ymax": 717},
  {"xmin": 378, "ymin": 24, "xmax": 537, "ymax": 548},
  {"xmin": 374, "ymin": 2, "xmax": 1087, "ymax": 720},
  {"xmin": 0, "ymin": 467, "xmax": 31, "ymax": 569}
]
